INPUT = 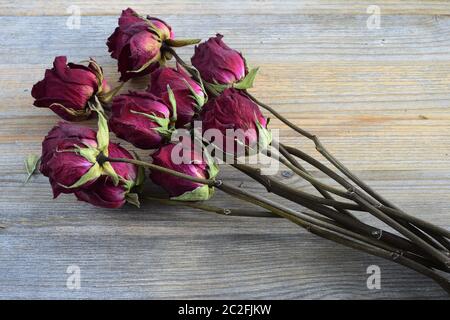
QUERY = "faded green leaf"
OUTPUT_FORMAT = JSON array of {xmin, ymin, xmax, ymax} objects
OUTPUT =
[
  {"xmin": 66, "ymin": 163, "xmax": 102, "ymax": 189},
  {"xmin": 126, "ymin": 193, "xmax": 141, "ymax": 208},
  {"xmin": 233, "ymin": 67, "xmax": 259, "ymax": 90},
  {"xmin": 24, "ymin": 154, "xmax": 40, "ymax": 183},
  {"xmin": 256, "ymin": 120, "xmax": 272, "ymax": 153},
  {"xmin": 172, "ymin": 185, "xmax": 215, "ymax": 202},
  {"xmin": 165, "ymin": 38, "xmax": 201, "ymax": 47}
]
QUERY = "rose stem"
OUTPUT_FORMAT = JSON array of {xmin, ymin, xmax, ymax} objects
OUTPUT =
[
  {"xmin": 245, "ymin": 91, "xmax": 450, "ymax": 241},
  {"xmin": 274, "ymin": 139, "xmax": 358, "ymax": 219},
  {"xmin": 264, "ymin": 147, "xmax": 450, "ymax": 267},
  {"xmin": 216, "ymin": 181, "xmax": 450, "ymax": 293},
  {"xmin": 275, "ymin": 141, "xmax": 450, "ymax": 252},
  {"xmin": 111, "ymin": 155, "xmax": 445, "ymax": 270},
  {"xmin": 108, "ymin": 155, "xmax": 450, "ymax": 291},
  {"xmin": 232, "ymin": 163, "xmax": 444, "ymax": 266},
  {"xmin": 144, "ymin": 196, "xmax": 279, "ymax": 218},
  {"xmin": 282, "ymin": 143, "xmax": 450, "ymax": 247},
  {"xmin": 104, "ymin": 157, "xmax": 216, "ymax": 186},
  {"xmin": 275, "ymin": 143, "xmax": 450, "ymax": 255}
]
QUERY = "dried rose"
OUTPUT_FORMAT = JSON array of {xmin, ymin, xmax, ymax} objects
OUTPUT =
[
  {"xmin": 40, "ymin": 115, "xmax": 143, "ymax": 207},
  {"xmin": 107, "ymin": 8, "xmax": 200, "ymax": 81},
  {"xmin": 148, "ymin": 65, "xmax": 205, "ymax": 127},
  {"xmin": 200, "ymin": 88, "xmax": 271, "ymax": 156},
  {"xmin": 191, "ymin": 34, "xmax": 245, "ymax": 85},
  {"xmin": 149, "ymin": 142, "xmax": 218, "ymax": 201},
  {"xmin": 31, "ymin": 56, "xmax": 110, "ymax": 121},
  {"xmin": 108, "ymin": 91, "xmax": 172, "ymax": 149},
  {"xmin": 74, "ymin": 143, "xmax": 141, "ymax": 208}
]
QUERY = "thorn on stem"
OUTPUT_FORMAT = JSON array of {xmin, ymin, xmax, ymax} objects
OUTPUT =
[{"xmin": 371, "ymin": 229, "xmax": 383, "ymax": 240}]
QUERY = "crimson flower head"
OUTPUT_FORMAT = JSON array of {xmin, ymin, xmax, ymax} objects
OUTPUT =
[
  {"xmin": 148, "ymin": 65, "xmax": 205, "ymax": 127},
  {"xmin": 109, "ymin": 91, "xmax": 172, "ymax": 149},
  {"xmin": 191, "ymin": 34, "xmax": 246, "ymax": 86},
  {"xmin": 107, "ymin": 8, "xmax": 174, "ymax": 81},
  {"xmin": 40, "ymin": 118, "xmax": 143, "ymax": 208},
  {"xmin": 149, "ymin": 142, "xmax": 218, "ymax": 201},
  {"xmin": 201, "ymin": 88, "xmax": 271, "ymax": 156},
  {"xmin": 31, "ymin": 56, "xmax": 109, "ymax": 121},
  {"xmin": 74, "ymin": 143, "xmax": 141, "ymax": 208}
]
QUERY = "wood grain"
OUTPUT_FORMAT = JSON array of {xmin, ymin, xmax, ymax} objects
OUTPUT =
[
  {"xmin": 0, "ymin": 1, "xmax": 449, "ymax": 299},
  {"xmin": 1, "ymin": 1, "xmax": 450, "ymax": 16}
]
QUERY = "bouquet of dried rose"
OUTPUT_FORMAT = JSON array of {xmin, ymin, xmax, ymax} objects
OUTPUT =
[{"xmin": 27, "ymin": 8, "xmax": 450, "ymax": 294}]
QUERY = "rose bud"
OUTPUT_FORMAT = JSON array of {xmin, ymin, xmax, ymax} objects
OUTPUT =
[
  {"xmin": 108, "ymin": 91, "xmax": 172, "ymax": 149},
  {"xmin": 40, "ymin": 122, "xmax": 97, "ymax": 178},
  {"xmin": 191, "ymin": 34, "xmax": 248, "ymax": 87},
  {"xmin": 40, "ymin": 115, "xmax": 143, "ymax": 206},
  {"xmin": 148, "ymin": 65, "xmax": 205, "ymax": 127},
  {"xmin": 149, "ymin": 142, "xmax": 218, "ymax": 201},
  {"xmin": 107, "ymin": 8, "xmax": 202, "ymax": 81},
  {"xmin": 32, "ymin": 56, "xmax": 110, "ymax": 121},
  {"xmin": 74, "ymin": 143, "xmax": 142, "ymax": 209},
  {"xmin": 200, "ymin": 88, "xmax": 271, "ymax": 156},
  {"xmin": 106, "ymin": 8, "xmax": 174, "ymax": 81}
]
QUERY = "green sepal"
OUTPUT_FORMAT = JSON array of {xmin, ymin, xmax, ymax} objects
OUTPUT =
[
  {"xmin": 96, "ymin": 111, "xmax": 110, "ymax": 154},
  {"xmin": 178, "ymin": 64, "xmax": 208, "ymax": 102},
  {"xmin": 233, "ymin": 67, "xmax": 259, "ymax": 90},
  {"xmin": 129, "ymin": 110, "xmax": 172, "ymax": 138},
  {"xmin": 97, "ymin": 82, "xmax": 125, "ymax": 104},
  {"xmin": 183, "ymin": 79, "xmax": 205, "ymax": 110},
  {"xmin": 50, "ymin": 103, "xmax": 91, "ymax": 119},
  {"xmin": 153, "ymin": 127, "xmax": 173, "ymax": 138},
  {"xmin": 202, "ymin": 146, "xmax": 219, "ymax": 179},
  {"xmin": 87, "ymin": 96, "xmax": 106, "ymax": 117},
  {"xmin": 207, "ymin": 82, "xmax": 229, "ymax": 94},
  {"xmin": 102, "ymin": 161, "xmax": 120, "ymax": 186},
  {"xmin": 24, "ymin": 154, "xmax": 40, "ymax": 183},
  {"xmin": 129, "ymin": 53, "xmax": 161, "ymax": 74},
  {"xmin": 130, "ymin": 110, "xmax": 170, "ymax": 129},
  {"xmin": 132, "ymin": 153, "xmax": 146, "ymax": 188},
  {"xmin": 256, "ymin": 119, "xmax": 272, "ymax": 153},
  {"xmin": 171, "ymin": 184, "xmax": 215, "ymax": 202},
  {"xmin": 125, "ymin": 193, "xmax": 141, "ymax": 208},
  {"xmin": 166, "ymin": 85, "xmax": 177, "ymax": 123},
  {"xmin": 76, "ymin": 147, "xmax": 99, "ymax": 164},
  {"xmin": 128, "ymin": 151, "xmax": 146, "ymax": 192},
  {"xmin": 165, "ymin": 38, "xmax": 201, "ymax": 47},
  {"xmin": 80, "ymin": 58, "xmax": 104, "ymax": 93},
  {"xmin": 66, "ymin": 162, "xmax": 102, "ymax": 189}
]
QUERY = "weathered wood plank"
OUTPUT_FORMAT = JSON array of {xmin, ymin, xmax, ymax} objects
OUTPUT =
[
  {"xmin": 2, "ymin": 15, "xmax": 450, "ymax": 64},
  {"xmin": 1, "ymin": 0, "xmax": 450, "ymax": 16},
  {"xmin": 0, "ymin": 4, "xmax": 449, "ymax": 299}
]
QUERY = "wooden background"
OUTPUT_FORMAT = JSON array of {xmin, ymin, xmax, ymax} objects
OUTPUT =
[{"xmin": 1, "ymin": 0, "xmax": 449, "ymax": 299}]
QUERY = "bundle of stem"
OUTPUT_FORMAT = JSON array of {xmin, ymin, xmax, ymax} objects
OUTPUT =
[{"xmin": 107, "ymin": 46, "xmax": 450, "ymax": 294}]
